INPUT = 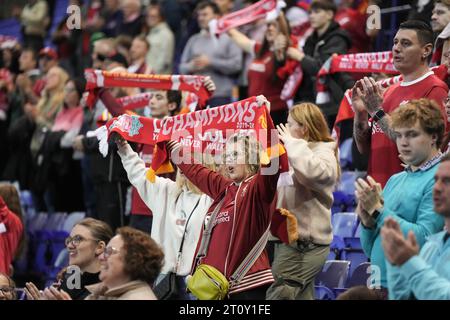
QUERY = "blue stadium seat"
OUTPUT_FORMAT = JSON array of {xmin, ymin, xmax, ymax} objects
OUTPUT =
[
  {"xmin": 315, "ymin": 260, "xmax": 350, "ymax": 290},
  {"xmin": 339, "ymin": 138, "xmax": 353, "ymax": 169},
  {"xmin": 62, "ymin": 212, "xmax": 86, "ymax": 232},
  {"xmin": 314, "ymin": 285, "xmax": 335, "ymax": 300},
  {"xmin": 346, "ymin": 262, "xmax": 372, "ymax": 288},
  {"xmin": 332, "ymin": 212, "xmax": 358, "ymax": 239},
  {"xmin": 341, "ymin": 250, "xmax": 369, "ymax": 277}
]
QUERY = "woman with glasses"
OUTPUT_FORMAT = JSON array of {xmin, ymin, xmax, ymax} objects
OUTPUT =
[
  {"xmin": 115, "ymin": 135, "xmax": 215, "ymax": 299},
  {"xmin": 166, "ymin": 102, "xmax": 280, "ymax": 300},
  {"xmin": 0, "ymin": 272, "xmax": 17, "ymax": 300},
  {"xmin": 25, "ymin": 218, "xmax": 113, "ymax": 300},
  {"xmin": 83, "ymin": 227, "xmax": 164, "ymax": 300},
  {"xmin": 266, "ymin": 102, "xmax": 340, "ymax": 300}
]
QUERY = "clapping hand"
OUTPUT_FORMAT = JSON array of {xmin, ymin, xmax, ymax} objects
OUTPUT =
[
  {"xmin": 381, "ymin": 217, "xmax": 419, "ymax": 266},
  {"xmin": 354, "ymin": 175, "xmax": 383, "ymax": 216},
  {"xmin": 353, "ymin": 77, "xmax": 383, "ymax": 115}
]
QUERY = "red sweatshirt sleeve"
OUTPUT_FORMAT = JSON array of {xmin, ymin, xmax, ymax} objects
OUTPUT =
[
  {"xmin": 427, "ymin": 86, "xmax": 450, "ymax": 132},
  {"xmin": 254, "ymin": 160, "xmax": 280, "ymax": 204},
  {"xmin": 177, "ymin": 155, "xmax": 232, "ymax": 200},
  {"xmin": 98, "ymin": 88, "xmax": 123, "ymax": 117},
  {"xmin": 0, "ymin": 208, "xmax": 23, "ymax": 274}
]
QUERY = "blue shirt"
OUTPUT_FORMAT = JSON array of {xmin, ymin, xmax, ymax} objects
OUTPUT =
[
  {"xmin": 360, "ymin": 158, "xmax": 445, "ymax": 288},
  {"xmin": 387, "ymin": 230, "xmax": 450, "ymax": 300}
]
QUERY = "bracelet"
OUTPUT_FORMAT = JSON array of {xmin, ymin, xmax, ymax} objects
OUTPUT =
[{"xmin": 372, "ymin": 109, "xmax": 386, "ymax": 122}]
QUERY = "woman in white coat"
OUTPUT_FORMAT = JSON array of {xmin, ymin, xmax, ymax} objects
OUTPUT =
[{"xmin": 116, "ymin": 138, "xmax": 215, "ymax": 299}]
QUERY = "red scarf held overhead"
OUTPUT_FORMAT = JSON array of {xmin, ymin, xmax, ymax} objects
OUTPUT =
[
  {"xmin": 209, "ymin": 0, "xmax": 286, "ymax": 36},
  {"xmin": 332, "ymin": 64, "xmax": 448, "ymax": 140},
  {"xmin": 103, "ymin": 96, "xmax": 288, "ymax": 182},
  {"xmin": 316, "ymin": 52, "xmax": 399, "ymax": 104},
  {"xmin": 84, "ymin": 69, "xmax": 212, "ymax": 108},
  {"xmin": 116, "ymin": 92, "xmax": 153, "ymax": 111}
]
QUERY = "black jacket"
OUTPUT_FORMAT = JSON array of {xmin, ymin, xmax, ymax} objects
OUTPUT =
[
  {"xmin": 59, "ymin": 270, "xmax": 100, "ymax": 300},
  {"xmin": 296, "ymin": 21, "xmax": 354, "ymax": 115}
]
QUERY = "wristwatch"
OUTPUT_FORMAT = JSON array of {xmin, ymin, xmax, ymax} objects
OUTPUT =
[
  {"xmin": 372, "ymin": 109, "xmax": 386, "ymax": 122},
  {"xmin": 372, "ymin": 209, "xmax": 381, "ymax": 220}
]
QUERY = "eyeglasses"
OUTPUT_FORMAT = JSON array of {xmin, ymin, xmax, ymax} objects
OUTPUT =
[
  {"xmin": 0, "ymin": 286, "xmax": 14, "ymax": 294},
  {"xmin": 103, "ymin": 246, "xmax": 121, "ymax": 259},
  {"xmin": 224, "ymin": 150, "xmax": 245, "ymax": 162},
  {"xmin": 65, "ymin": 235, "xmax": 99, "ymax": 247}
]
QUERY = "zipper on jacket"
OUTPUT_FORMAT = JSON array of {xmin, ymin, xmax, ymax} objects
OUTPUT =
[{"xmin": 223, "ymin": 180, "xmax": 245, "ymax": 278}]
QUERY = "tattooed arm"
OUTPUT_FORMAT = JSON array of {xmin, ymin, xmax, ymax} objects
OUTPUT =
[
  {"xmin": 352, "ymin": 83, "xmax": 371, "ymax": 155},
  {"xmin": 375, "ymin": 114, "xmax": 397, "ymax": 141}
]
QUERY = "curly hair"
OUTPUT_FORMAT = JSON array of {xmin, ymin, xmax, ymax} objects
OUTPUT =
[
  {"xmin": 391, "ymin": 99, "xmax": 445, "ymax": 147},
  {"xmin": 116, "ymin": 227, "xmax": 164, "ymax": 285}
]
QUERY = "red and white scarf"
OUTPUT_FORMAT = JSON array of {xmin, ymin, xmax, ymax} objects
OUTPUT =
[
  {"xmin": 209, "ymin": 0, "xmax": 286, "ymax": 36},
  {"xmin": 94, "ymin": 96, "xmax": 287, "ymax": 182},
  {"xmin": 84, "ymin": 69, "xmax": 212, "ymax": 108},
  {"xmin": 116, "ymin": 92, "xmax": 153, "ymax": 111},
  {"xmin": 316, "ymin": 51, "xmax": 399, "ymax": 104},
  {"xmin": 332, "ymin": 64, "xmax": 448, "ymax": 140}
]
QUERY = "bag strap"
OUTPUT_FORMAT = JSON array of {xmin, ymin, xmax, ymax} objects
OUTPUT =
[
  {"xmin": 229, "ymin": 223, "xmax": 271, "ymax": 286},
  {"xmin": 194, "ymin": 197, "xmax": 225, "ymax": 266},
  {"xmin": 174, "ymin": 197, "xmax": 201, "ymax": 273}
]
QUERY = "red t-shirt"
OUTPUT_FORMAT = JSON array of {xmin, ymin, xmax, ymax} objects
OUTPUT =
[
  {"xmin": 248, "ymin": 43, "xmax": 287, "ymax": 112},
  {"xmin": 369, "ymin": 72, "xmax": 448, "ymax": 186}
]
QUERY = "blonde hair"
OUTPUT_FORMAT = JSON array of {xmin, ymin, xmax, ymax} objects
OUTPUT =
[
  {"xmin": 289, "ymin": 103, "xmax": 340, "ymax": 178},
  {"xmin": 36, "ymin": 66, "xmax": 68, "ymax": 122},
  {"xmin": 222, "ymin": 133, "xmax": 261, "ymax": 177},
  {"xmin": 176, "ymin": 152, "xmax": 217, "ymax": 195}
]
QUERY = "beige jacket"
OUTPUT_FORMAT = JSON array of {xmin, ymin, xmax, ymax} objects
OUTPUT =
[
  {"xmin": 85, "ymin": 280, "xmax": 157, "ymax": 300},
  {"xmin": 275, "ymin": 139, "xmax": 339, "ymax": 245}
]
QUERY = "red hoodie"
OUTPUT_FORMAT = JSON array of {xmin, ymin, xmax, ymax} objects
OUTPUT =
[
  {"xmin": 0, "ymin": 197, "xmax": 23, "ymax": 274},
  {"xmin": 177, "ymin": 156, "xmax": 279, "ymax": 295}
]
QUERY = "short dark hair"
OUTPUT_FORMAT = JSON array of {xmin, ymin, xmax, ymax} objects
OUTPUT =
[
  {"xmin": 149, "ymin": 1, "xmax": 166, "ymax": 21},
  {"xmin": 196, "ymin": 1, "xmax": 221, "ymax": 15},
  {"xmin": 167, "ymin": 90, "xmax": 182, "ymax": 115},
  {"xmin": 398, "ymin": 20, "xmax": 434, "ymax": 47},
  {"xmin": 117, "ymin": 227, "xmax": 164, "ymax": 285},
  {"xmin": 310, "ymin": 0, "xmax": 337, "ymax": 14},
  {"xmin": 133, "ymin": 34, "xmax": 150, "ymax": 51},
  {"xmin": 21, "ymin": 47, "xmax": 38, "ymax": 62}
]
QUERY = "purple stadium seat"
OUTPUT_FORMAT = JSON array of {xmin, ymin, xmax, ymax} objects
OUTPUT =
[
  {"xmin": 332, "ymin": 212, "xmax": 358, "ymax": 238},
  {"xmin": 315, "ymin": 260, "xmax": 350, "ymax": 289},
  {"xmin": 346, "ymin": 262, "xmax": 372, "ymax": 288}
]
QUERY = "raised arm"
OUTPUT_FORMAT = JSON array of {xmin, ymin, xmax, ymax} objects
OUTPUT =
[
  {"xmin": 227, "ymin": 28, "xmax": 255, "ymax": 55},
  {"xmin": 116, "ymin": 140, "xmax": 175, "ymax": 214},
  {"xmin": 168, "ymin": 141, "xmax": 231, "ymax": 200}
]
